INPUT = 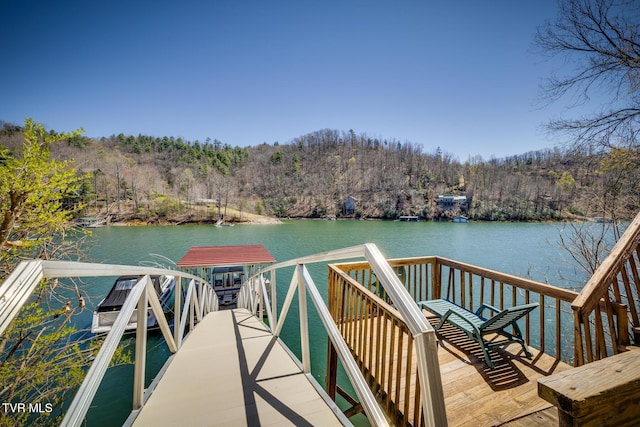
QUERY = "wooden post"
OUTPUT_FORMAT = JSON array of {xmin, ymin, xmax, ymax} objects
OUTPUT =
[
  {"xmin": 432, "ymin": 258, "xmax": 441, "ymax": 299},
  {"xmin": 326, "ymin": 340, "xmax": 338, "ymax": 400},
  {"xmin": 574, "ymin": 309, "xmax": 585, "ymax": 367},
  {"xmin": 616, "ymin": 302, "xmax": 630, "ymax": 348}
]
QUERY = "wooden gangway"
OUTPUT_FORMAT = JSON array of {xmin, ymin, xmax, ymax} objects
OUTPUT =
[{"xmin": 131, "ymin": 308, "xmax": 345, "ymax": 426}]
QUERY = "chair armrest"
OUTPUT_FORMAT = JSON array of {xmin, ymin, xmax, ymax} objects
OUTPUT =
[
  {"xmin": 475, "ymin": 304, "xmax": 501, "ymax": 316},
  {"xmin": 442, "ymin": 309, "xmax": 483, "ymax": 336}
]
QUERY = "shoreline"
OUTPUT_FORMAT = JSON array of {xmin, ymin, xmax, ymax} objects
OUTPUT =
[
  {"xmin": 94, "ymin": 215, "xmax": 617, "ymax": 228},
  {"xmin": 105, "ymin": 217, "xmax": 284, "ymax": 227},
  {"xmin": 71, "ymin": 209, "xmax": 628, "ymax": 228}
]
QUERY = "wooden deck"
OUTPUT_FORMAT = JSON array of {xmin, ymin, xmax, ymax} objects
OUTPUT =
[
  {"xmin": 419, "ymin": 314, "xmax": 571, "ymax": 426},
  {"xmin": 131, "ymin": 308, "xmax": 344, "ymax": 426},
  {"xmin": 436, "ymin": 322, "xmax": 566, "ymax": 425},
  {"xmin": 336, "ymin": 311, "xmax": 572, "ymax": 426}
]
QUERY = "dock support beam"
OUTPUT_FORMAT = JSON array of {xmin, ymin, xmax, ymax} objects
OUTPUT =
[
  {"xmin": 297, "ymin": 265, "xmax": 311, "ymax": 373},
  {"xmin": 133, "ymin": 277, "xmax": 149, "ymax": 409}
]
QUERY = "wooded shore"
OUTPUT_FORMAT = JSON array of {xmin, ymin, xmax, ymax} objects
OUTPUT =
[{"xmin": 3, "ymin": 124, "xmax": 636, "ymax": 223}]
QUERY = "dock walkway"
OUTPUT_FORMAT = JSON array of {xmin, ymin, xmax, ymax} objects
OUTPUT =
[{"xmin": 131, "ymin": 309, "xmax": 344, "ymax": 426}]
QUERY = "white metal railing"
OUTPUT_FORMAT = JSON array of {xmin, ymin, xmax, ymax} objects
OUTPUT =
[
  {"xmin": 0, "ymin": 260, "xmax": 217, "ymax": 427},
  {"xmin": 0, "ymin": 243, "xmax": 446, "ymax": 426},
  {"xmin": 237, "ymin": 243, "xmax": 447, "ymax": 426}
]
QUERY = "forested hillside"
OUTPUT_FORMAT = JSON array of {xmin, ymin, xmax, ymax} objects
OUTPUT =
[{"xmin": 1, "ymin": 122, "xmax": 637, "ymax": 223}]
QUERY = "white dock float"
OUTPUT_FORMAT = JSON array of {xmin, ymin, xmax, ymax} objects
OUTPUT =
[{"xmin": 131, "ymin": 308, "xmax": 345, "ymax": 426}]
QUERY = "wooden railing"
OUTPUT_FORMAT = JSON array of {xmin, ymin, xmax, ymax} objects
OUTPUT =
[
  {"xmin": 328, "ymin": 266, "xmax": 426, "ymax": 426},
  {"xmin": 330, "ymin": 257, "xmax": 580, "ymax": 425},
  {"xmin": 571, "ymin": 212, "xmax": 640, "ymax": 366},
  {"xmin": 333, "ymin": 256, "xmax": 579, "ymax": 364}
]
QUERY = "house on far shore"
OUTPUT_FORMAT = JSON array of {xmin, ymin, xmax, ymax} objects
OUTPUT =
[
  {"xmin": 343, "ymin": 196, "xmax": 358, "ymax": 216},
  {"xmin": 437, "ymin": 194, "xmax": 468, "ymax": 211}
]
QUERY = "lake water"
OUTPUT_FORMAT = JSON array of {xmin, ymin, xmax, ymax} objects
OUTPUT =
[{"xmin": 81, "ymin": 220, "xmax": 595, "ymax": 425}]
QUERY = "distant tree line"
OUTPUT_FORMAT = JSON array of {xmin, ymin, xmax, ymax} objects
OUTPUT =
[{"xmin": 2, "ymin": 121, "xmax": 636, "ymax": 223}]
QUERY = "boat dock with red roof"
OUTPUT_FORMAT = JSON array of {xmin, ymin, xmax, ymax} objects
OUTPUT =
[{"xmin": 176, "ymin": 244, "xmax": 275, "ymax": 307}]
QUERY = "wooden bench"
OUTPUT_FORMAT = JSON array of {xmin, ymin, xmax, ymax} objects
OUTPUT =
[
  {"xmin": 419, "ymin": 298, "xmax": 538, "ymax": 367},
  {"xmin": 538, "ymin": 349, "xmax": 640, "ymax": 426}
]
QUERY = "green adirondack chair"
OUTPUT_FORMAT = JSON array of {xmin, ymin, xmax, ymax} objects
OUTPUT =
[{"xmin": 419, "ymin": 298, "xmax": 538, "ymax": 368}]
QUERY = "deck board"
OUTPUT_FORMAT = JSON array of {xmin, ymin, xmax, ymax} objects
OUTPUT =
[{"xmin": 132, "ymin": 309, "xmax": 343, "ymax": 427}]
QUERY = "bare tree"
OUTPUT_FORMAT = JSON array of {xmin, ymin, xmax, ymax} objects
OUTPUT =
[
  {"xmin": 537, "ymin": 0, "xmax": 640, "ymax": 272},
  {"xmin": 536, "ymin": 0, "xmax": 640, "ymax": 150}
]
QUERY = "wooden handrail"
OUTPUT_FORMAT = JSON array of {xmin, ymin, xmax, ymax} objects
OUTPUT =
[
  {"xmin": 333, "ymin": 254, "xmax": 606, "ymax": 425},
  {"xmin": 364, "ymin": 245, "xmax": 447, "ymax": 427},
  {"xmin": 434, "ymin": 256, "xmax": 579, "ymax": 303},
  {"xmin": 328, "ymin": 266, "xmax": 425, "ymax": 425},
  {"xmin": 338, "ymin": 255, "xmax": 578, "ymax": 303},
  {"xmin": 572, "ymin": 211, "xmax": 640, "ymax": 314},
  {"xmin": 568, "ymin": 211, "xmax": 640, "ymax": 365}
]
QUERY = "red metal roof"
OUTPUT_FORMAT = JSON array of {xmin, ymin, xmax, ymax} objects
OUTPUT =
[{"xmin": 176, "ymin": 244, "xmax": 275, "ymax": 268}]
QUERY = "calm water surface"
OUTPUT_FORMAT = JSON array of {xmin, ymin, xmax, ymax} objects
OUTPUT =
[{"xmin": 82, "ymin": 220, "xmax": 590, "ymax": 425}]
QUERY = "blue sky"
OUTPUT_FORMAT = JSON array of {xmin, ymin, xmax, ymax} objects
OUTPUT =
[{"xmin": 1, "ymin": 1, "xmax": 583, "ymax": 159}]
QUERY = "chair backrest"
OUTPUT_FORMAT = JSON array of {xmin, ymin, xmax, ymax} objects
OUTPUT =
[{"xmin": 480, "ymin": 303, "xmax": 538, "ymax": 333}]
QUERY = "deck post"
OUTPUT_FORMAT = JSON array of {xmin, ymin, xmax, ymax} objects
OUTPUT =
[
  {"xmin": 432, "ymin": 257, "xmax": 442, "ymax": 299},
  {"xmin": 573, "ymin": 309, "xmax": 585, "ymax": 366},
  {"xmin": 616, "ymin": 302, "xmax": 630, "ymax": 347},
  {"xmin": 326, "ymin": 270, "xmax": 339, "ymax": 400},
  {"xmin": 133, "ymin": 276, "xmax": 149, "ymax": 410},
  {"xmin": 326, "ymin": 341, "xmax": 338, "ymax": 400}
]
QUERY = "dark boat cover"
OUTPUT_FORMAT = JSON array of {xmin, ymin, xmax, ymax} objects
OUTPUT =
[{"xmin": 97, "ymin": 275, "xmax": 162, "ymax": 313}]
